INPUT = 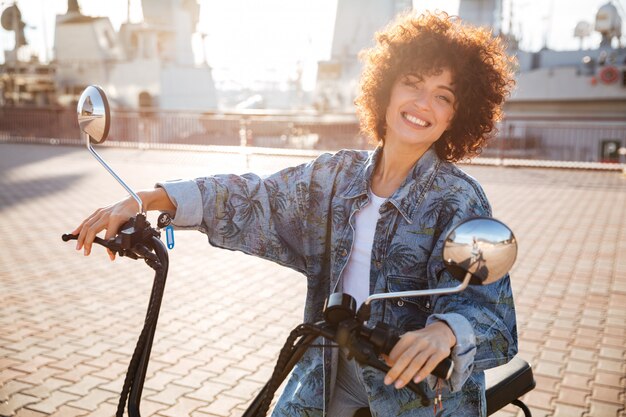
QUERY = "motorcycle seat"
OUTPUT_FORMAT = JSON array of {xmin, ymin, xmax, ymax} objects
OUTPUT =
[{"xmin": 485, "ymin": 356, "xmax": 536, "ymax": 415}]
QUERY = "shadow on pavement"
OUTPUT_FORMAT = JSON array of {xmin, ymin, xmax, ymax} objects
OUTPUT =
[
  {"xmin": 0, "ymin": 174, "xmax": 83, "ymax": 211},
  {"xmin": 0, "ymin": 143, "xmax": 82, "ymax": 174}
]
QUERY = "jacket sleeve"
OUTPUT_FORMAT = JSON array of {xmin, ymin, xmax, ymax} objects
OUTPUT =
[
  {"xmin": 156, "ymin": 152, "xmax": 346, "ymax": 276},
  {"xmin": 425, "ymin": 178, "xmax": 518, "ymax": 392}
]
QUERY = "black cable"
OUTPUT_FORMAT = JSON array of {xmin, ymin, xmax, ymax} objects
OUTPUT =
[{"xmin": 116, "ymin": 239, "xmax": 167, "ymax": 417}]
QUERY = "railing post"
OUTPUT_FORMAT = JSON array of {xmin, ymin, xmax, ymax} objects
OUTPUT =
[
  {"xmin": 498, "ymin": 118, "xmax": 506, "ymax": 166},
  {"xmin": 239, "ymin": 116, "xmax": 251, "ymax": 169}
]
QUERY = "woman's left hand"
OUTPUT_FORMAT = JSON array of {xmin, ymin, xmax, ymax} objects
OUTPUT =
[{"xmin": 383, "ymin": 321, "xmax": 456, "ymax": 389}]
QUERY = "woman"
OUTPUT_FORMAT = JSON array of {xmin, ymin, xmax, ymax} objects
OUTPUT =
[{"xmin": 74, "ymin": 11, "xmax": 518, "ymax": 417}]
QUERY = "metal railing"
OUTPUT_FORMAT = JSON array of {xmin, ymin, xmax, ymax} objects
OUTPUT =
[{"xmin": 1, "ymin": 107, "xmax": 624, "ymax": 169}]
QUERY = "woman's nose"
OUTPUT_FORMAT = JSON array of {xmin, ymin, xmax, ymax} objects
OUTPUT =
[{"xmin": 413, "ymin": 90, "xmax": 430, "ymax": 109}]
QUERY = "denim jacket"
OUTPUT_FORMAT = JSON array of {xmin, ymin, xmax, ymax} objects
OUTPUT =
[{"xmin": 158, "ymin": 147, "xmax": 518, "ymax": 416}]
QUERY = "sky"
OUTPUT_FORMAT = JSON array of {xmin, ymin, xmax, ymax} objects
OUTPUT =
[{"xmin": 1, "ymin": 0, "xmax": 625, "ymax": 90}]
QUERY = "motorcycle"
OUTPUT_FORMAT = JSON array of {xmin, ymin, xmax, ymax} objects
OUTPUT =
[{"xmin": 63, "ymin": 86, "xmax": 536, "ymax": 417}]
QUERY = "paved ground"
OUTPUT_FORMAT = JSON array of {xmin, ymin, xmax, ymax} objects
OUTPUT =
[{"xmin": 0, "ymin": 142, "xmax": 624, "ymax": 417}]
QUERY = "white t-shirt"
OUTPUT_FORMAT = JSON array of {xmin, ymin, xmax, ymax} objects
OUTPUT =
[{"xmin": 342, "ymin": 191, "xmax": 386, "ymax": 307}]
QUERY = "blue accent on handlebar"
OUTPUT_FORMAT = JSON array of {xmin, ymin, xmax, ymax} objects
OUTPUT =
[{"xmin": 165, "ymin": 225, "xmax": 174, "ymax": 249}]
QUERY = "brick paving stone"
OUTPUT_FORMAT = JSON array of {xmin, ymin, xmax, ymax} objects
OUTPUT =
[
  {"xmin": 524, "ymin": 390, "xmax": 556, "ymax": 409},
  {"xmin": 47, "ymin": 405, "xmax": 88, "ymax": 417},
  {"xmin": 8, "ymin": 347, "xmax": 52, "ymax": 364},
  {"xmin": 90, "ymin": 361, "xmax": 127, "ymax": 380},
  {"xmin": 81, "ymin": 351, "xmax": 125, "ymax": 369},
  {"xmin": 587, "ymin": 400, "xmax": 624, "ymax": 417},
  {"xmin": 597, "ymin": 359, "xmax": 625, "ymax": 374},
  {"xmin": 232, "ymin": 355, "xmax": 271, "ymax": 373},
  {"xmin": 85, "ymin": 400, "xmax": 123, "ymax": 417},
  {"xmin": 144, "ymin": 371, "xmax": 181, "ymax": 392},
  {"xmin": 223, "ymin": 379, "xmax": 262, "ymax": 401},
  {"xmin": 97, "ymin": 375, "xmax": 125, "ymax": 394},
  {"xmin": 198, "ymin": 357, "xmax": 237, "ymax": 375},
  {"xmin": 565, "ymin": 360, "xmax": 595, "ymax": 377},
  {"xmin": 46, "ymin": 356, "xmax": 89, "ymax": 372},
  {"xmin": 163, "ymin": 357, "xmax": 204, "ymax": 376},
  {"xmin": 157, "ymin": 397, "xmax": 207, "ymax": 417},
  {"xmin": 212, "ymin": 368, "xmax": 251, "ymax": 386},
  {"xmin": 0, "ymin": 359, "xmax": 22, "ymax": 372},
  {"xmin": 245, "ymin": 366, "xmax": 274, "ymax": 384},
  {"xmin": 146, "ymin": 383, "xmax": 195, "ymax": 406},
  {"xmin": 0, "ymin": 380, "xmax": 33, "ymax": 402},
  {"xmin": 0, "ymin": 370, "xmax": 27, "ymax": 386},
  {"xmin": 25, "ymin": 391, "xmax": 81, "ymax": 415},
  {"xmin": 539, "ymin": 349, "xmax": 567, "ymax": 363},
  {"xmin": 66, "ymin": 388, "xmax": 116, "ymax": 412},
  {"xmin": 534, "ymin": 374, "xmax": 561, "ymax": 393},
  {"xmin": 561, "ymin": 373, "xmax": 592, "ymax": 391},
  {"xmin": 172, "ymin": 369, "xmax": 216, "ymax": 389},
  {"xmin": 131, "ymin": 399, "xmax": 169, "ymax": 417},
  {"xmin": 591, "ymin": 385, "xmax": 623, "ymax": 405},
  {"xmin": 8, "ymin": 357, "xmax": 56, "ymax": 375},
  {"xmin": 557, "ymin": 387, "xmax": 588, "ymax": 408},
  {"xmin": 20, "ymin": 378, "xmax": 71, "ymax": 400},
  {"xmin": 154, "ymin": 347, "xmax": 193, "ymax": 366},
  {"xmin": 599, "ymin": 346, "xmax": 625, "ymax": 360},
  {"xmin": 195, "ymin": 394, "xmax": 245, "ymax": 416},
  {"xmin": 40, "ymin": 344, "xmax": 83, "ymax": 361},
  {"xmin": 535, "ymin": 361, "xmax": 563, "ymax": 378},
  {"xmin": 52, "ymin": 365, "xmax": 101, "ymax": 384},
  {"xmin": 0, "ymin": 393, "xmax": 39, "ymax": 417},
  {"xmin": 552, "ymin": 402, "xmax": 587, "ymax": 417},
  {"xmin": 544, "ymin": 339, "xmax": 569, "ymax": 351},
  {"xmin": 63, "ymin": 378, "xmax": 111, "ymax": 405},
  {"xmin": 594, "ymin": 371, "xmax": 625, "ymax": 388},
  {"xmin": 14, "ymin": 366, "xmax": 61, "ymax": 386},
  {"xmin": 187, "ymin": 381, "xmax": 231, "ymax": 402},
  {"xmin": 569, "ymin": 348, "xmax": 597, "ymax": 362},
  {"xmin": 12, "ymin": 410, "xmax": 46, "ymax": 417}
]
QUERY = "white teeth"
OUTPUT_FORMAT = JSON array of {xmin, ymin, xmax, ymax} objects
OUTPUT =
[{"xmin": 403, "ymin": 113, "xmax": 429, "ymax": 127}]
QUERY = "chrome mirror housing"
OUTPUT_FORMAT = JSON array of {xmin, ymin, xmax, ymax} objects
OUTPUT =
[
  {"xmin": 443, "ymin": 217, "xmax": 517, "ymax": 285},
  {"xmin": 77, "ymin": 85, "xmax": 110, "ymax": 144}
]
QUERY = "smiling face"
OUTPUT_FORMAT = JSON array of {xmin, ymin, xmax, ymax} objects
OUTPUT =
[{"xmin": 384, "ymin": 68, "xmax": 456, "ymax": 153}]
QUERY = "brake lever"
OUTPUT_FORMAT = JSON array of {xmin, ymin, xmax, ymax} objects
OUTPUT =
[{"xmin": 62, "ymin": 233, "xmax": 119, "ymax": 252}]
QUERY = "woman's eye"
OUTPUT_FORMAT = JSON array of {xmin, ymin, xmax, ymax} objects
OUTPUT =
[{"xmin": 438, "ymin": 95, "xmax": 452, "ymax": 103}]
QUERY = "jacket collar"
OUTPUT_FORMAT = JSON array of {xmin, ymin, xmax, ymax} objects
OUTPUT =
[{"xmin": 339, "ymin": 146, "xmax": 442, "ymax": 224}]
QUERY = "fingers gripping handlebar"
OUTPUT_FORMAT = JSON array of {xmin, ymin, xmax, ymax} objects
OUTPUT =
[{"xmin": 62, "ymin": 213, "xmax": 162, "ymax": 265}]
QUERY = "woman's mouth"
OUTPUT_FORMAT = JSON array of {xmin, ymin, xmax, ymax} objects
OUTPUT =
[{"xmin": 402, "ymin": 112, "xmax": 431, "ymax": 128}]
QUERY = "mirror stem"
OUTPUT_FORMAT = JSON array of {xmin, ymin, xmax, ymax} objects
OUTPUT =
[
  {"xmin": 85, "ymin": 133, "xmax": 145, "ymax": 214},
  {"xmin": 362, "ymin": 270, "xmax": 473, "ymax": 310}
]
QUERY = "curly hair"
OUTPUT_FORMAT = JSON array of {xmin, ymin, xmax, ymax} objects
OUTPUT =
[{"xmin": 354, "ymin": 11, "xmax": 516, "ymax": 162}]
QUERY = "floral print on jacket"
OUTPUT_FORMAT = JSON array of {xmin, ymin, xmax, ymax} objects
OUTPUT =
[{"xmin": 158, "ymin": 146, "xmax": 518, "ymax": 416}]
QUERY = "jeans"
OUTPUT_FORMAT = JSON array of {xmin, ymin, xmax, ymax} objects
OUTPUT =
[{"xmin": 328, "ymin": 349, "xmax": 370, "ymax": 416}]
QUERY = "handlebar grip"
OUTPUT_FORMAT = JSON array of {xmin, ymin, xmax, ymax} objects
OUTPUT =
[
  {"xmin": 432, "ymin": 357, "xmax": 454, "ymax": 380},
  {"xmin": 61, "ymin": 233, "xmax": 109, "ymax": 247},
  {"xmin": 62, "ymin": 233, "xmax": 77, "ymax": 242}
]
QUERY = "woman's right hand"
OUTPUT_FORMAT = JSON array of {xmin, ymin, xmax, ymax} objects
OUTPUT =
[
  {"xmin": 71, "ymin": 195, "xmax": 141, "ymax": 260},
  {"xmin": 71, "ymin": 188, "xmax": 176, "ymax": 260}
]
